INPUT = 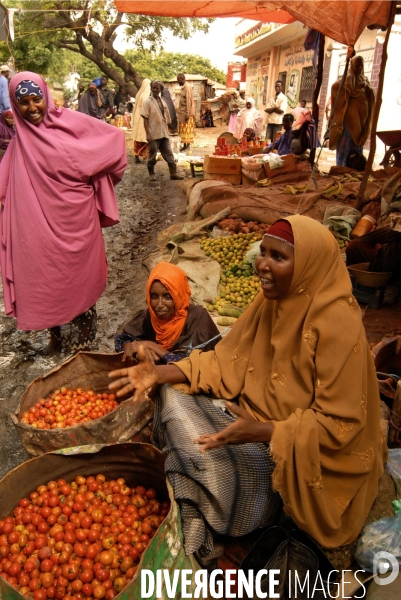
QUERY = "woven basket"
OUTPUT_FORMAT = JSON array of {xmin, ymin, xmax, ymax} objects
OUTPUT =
[{"xmin": 347, "ymin": 262, "xmax": 393, "ymax": 288}]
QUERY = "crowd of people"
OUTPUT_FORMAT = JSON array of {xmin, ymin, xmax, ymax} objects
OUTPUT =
[
  {"xmin": 0, "ymin": 59, "xmax": 389, "ymax": 577},
  {"xmin": 227, "ymin": 55, "xmax": 374, "ymax": 166}
]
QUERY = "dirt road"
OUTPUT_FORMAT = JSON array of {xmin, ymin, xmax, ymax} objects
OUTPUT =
[{"xmin": 0, "ymin": 155, "xmax": 188, "ymax": 479}]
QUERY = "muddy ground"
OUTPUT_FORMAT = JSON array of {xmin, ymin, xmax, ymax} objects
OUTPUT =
[
  {"xmin": 0, "ymin": 154, "xmax": 188, "ymax": 479},
  {"xmin": 0, "ymin": 130, "xmax": 400, "ymax": 481}
]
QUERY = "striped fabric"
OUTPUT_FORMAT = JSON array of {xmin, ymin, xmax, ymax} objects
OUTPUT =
[{"xmin": 152, "ymin": 384, "xmax": 282, "ymax": 563}]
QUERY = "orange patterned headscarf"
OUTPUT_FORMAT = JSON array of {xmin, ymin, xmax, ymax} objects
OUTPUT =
[{"xmin": 146, "ymin": 262, "xmax": 191, "ymax": 351}]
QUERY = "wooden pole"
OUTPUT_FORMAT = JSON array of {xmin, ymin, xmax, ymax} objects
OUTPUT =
[
  {"xmin": 356, "ymin": 1, "xmax": 397, "ymax": 210},
  {"xmin": 310, "ymin": 33, "xmax": 325, "ymax": 166}
]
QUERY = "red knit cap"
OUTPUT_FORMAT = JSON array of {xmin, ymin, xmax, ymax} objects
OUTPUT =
[{"xmin": 264, "ymin": 219, "xmax": 294, "ymax": 247}]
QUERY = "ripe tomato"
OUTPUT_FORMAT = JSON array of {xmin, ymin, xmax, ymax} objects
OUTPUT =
[
  {"xmin": 93, "ymin": 584, "xmax": 107, "ymax": 599},
  {"xmin": 80, "ymin": 569, "xmax": 94, "ymax": 583},
  {"xmin": 40, "ymin": 572, "xmax": 54, "ymax": 588}
]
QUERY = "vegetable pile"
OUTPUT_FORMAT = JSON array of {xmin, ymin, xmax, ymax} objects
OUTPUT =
[
  {"xmin": 0, "ymin": 474, "xmax": 169, "ymax": 600},
  {"xmin": 20, "ymin": 388, "xmax": 119, "ymax": 430},
  {"xmin": 216, "ymin": 217, "xmax": 267, "ymax": 236},
  {"xmin": 200, "ymin": 232, "xmax": 262, "ymax": 313}
]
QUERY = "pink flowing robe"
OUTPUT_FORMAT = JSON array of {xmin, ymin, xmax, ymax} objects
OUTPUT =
[{"xmin": 0, "ymin": 72, "xmax": 127, "ymax": 330}]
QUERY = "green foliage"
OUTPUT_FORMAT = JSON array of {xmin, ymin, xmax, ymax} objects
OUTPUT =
[{"xmin": 124, "ymin": 50, "xmax": 226, "ymax": 84}]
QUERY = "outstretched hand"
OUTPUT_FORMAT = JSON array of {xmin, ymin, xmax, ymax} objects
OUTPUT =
[
  {"xmin": 108, "ymin": 345, "xmax": 158, "ymax": 401},
  {"xmin": 195, "ymin": 402, "xmax": 273, "ymax": 452}
]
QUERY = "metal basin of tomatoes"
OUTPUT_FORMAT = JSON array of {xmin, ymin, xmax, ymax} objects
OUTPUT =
[{"xmin": 0, "ymin": 443, "xmax": 199, "ymax": 600}]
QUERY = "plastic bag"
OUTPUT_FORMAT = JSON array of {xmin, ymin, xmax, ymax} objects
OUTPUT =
[
  {"xmin": 386, "ymin": 448, "xmax": 401, "ymax": 497},
  {"xmin": 355, "ymin": 511, "xmax": 401, "ymax": 571},
  {"xmin": 245, "ymin": 240, "xmax": 261, "ymax": 269},
  {"xmin": 266, "ymin": 153, "xmax": 285, "ymax": 170},
  {"xmin": 323, "ymin": 205, "xmax": 361, "ymax": 241},
  {"xmin": 211, "ymin": 226, "xmax": 232, "ymax": 238},
  {"xmin": 387, "ymin": 449, "xmax": 401, "ymax": 480}
]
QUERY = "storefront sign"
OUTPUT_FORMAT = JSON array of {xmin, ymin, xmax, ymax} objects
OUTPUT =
[{"xmin": 235, "ymin": 21, "xmax": 274, "ymax": 48}]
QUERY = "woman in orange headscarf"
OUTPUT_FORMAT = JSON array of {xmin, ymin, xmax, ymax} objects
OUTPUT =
[{"xmin": 115, "ymin": 262, "xmax": 220, "ymax": 363}]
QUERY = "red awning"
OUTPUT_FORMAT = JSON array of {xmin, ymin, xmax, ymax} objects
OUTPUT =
[{"xmin": 114, "ymin": 1, "xmax": 393, "ymax": 46}]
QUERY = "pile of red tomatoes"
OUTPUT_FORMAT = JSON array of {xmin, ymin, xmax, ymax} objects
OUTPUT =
[
  {"xmin": 0, "ymin": 474, "xmax": 170, "ymax": 599},
  {"xmin": 20, "ymin": 388, "xmax": 119, "ymax": 430}
]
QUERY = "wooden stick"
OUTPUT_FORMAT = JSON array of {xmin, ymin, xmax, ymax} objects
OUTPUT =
[
  {"xmin": 309, "ymin": 33, "xmax": 325, "ymax": 166},
  {"xmin": 356, "ymin": 2, "xmax": 397, "ymax": 210}
]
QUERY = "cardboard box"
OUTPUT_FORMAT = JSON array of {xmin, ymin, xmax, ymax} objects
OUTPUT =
[
  {"xmin": 264, "ymin": 153, "xmax": 298, "ymax": 179},
  {"xmin": 204, "ymin": 156, "xmax": 242, "ymax": 175},
  {"xmin": 203, "ymin": 172, "xmax": 242, "ymax": 185}
]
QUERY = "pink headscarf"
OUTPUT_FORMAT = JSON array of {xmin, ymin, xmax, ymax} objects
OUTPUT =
[
  {"xmin": 0, "ymin": 71, "xmax": 127, "ymax": 330},
  {"xmin": 292, "ymin": 108, "xmax": 312, "ymax": 131}
]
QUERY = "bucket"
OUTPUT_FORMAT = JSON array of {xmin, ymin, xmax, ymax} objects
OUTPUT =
[
  {"xmin": 11, "ymin": 352, "xmax": 153, "ymax": 457},
  {"xmin": 0, "ymin": 443, "xmax": 201, "ymax": 600},
  {"xmin": 350, "ymin": 215, "xmax": 376, "ymax": 239}
]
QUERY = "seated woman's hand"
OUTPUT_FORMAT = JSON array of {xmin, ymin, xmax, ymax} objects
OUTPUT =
[
  {"xmin": 195, "ymin": 402, "xmax": 273, "ymax": 452},
  {"xmin": 109, "ymin": 345, "xmax": 159, "ymax": 401},
  {"xmin": 122, "ymin": 340, "xmax": 165, "ymax": 364}
]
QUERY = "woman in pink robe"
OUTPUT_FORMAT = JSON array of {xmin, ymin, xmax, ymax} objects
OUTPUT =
[{"xmin": 0, "ymin": 72, "xmax": 127, "ymax": 351}]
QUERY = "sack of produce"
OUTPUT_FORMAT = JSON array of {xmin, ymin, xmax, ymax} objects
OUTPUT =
[
  {"xmin": 0, "ymin": 443, "xmax": 201, "ymax": 600},
  {"xmin": 11, "ymin": 352, "xmax": 153, "ymax": 457}
]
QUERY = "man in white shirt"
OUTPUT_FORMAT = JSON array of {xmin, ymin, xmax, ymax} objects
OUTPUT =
[
  {"xmin": 141, "ymin": 80, "xmax": 184, "ymax": 181},
  {"xmin": 264, "ymin": 80, "xmax": 288, "ymax": 142}
]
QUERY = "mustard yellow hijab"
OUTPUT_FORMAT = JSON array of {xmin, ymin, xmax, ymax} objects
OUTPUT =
[{"xmin": 177, "ymin": 215, "xmax": 386, "ymax": 548}]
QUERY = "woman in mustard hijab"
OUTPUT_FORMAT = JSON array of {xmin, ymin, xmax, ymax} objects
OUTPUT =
[
  {"xmin": 109, "ymin": 217, "xmax": 385, "ymax": 562},
  {"xmin": 115, "ymin": 262, "xmax": 220, "ymax": 363}
]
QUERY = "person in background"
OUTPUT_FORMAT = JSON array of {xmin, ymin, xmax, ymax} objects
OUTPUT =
[
  {"xmin": 346, "ymin": 228, "xmax": 401, "ymax": 284},
  {"xmin": 228, "ymin": 91, "xmax": 245, "ymax": 134},
  {"xmin": 263, "ymin": 113, "xmax": 294, "ymax": 155},
  {"xmin": 97, "ymin": 75, "xmax": 115, "ymax": 120},
  {"xmin": 235, "ymin": 98, "xmax": 262, "ymax": 140},
  {"xmin": 177, "ymin": 73, "xmax": 195, "ymax": 152},
  {"xmin": 329, "ymin": 55, "xmax": 375, "ymax": 167},
  {"xmin": 239, "ymin": 90, "xmax": 246, "ymax": 102},
  {"xmin": 117, "ymin": 95, "xmax": 129, "ymax": 115},
  {"xmin": 77, "ymin": 82, "xmax": 102, "ymax": 119},
  {"xmin": 0, "ymin": 65, "xmax": 11, "ymax": 114},
  {"xmin": 264, "ymin": 80, "xmax": 288, "ymax": 142},
  {"xmin": 291, "ymin": 108, "xmax": 319, "ymax": 155},
  {"xmin": 160, "ymin": 84, "xmax": 178, "ymax": 133},
  {"xmin": 77, "ymin": 84, "xmax": 85, "ymax": 101},
  {"xmin": 132, "ymin": 78, "xmax": 151, "ymax": 164},
  {"xmin": 0, "ymin": 110, "xmax": 14, "ymax": 157},
  {"xmin": 201, "ymin": 108, "xmax": 214, "ymax": 128},
  {"xmin": 0, "ymin": 72, "xmax": 127, "ymax": 353},
  {"xmin": 115, "ymin": 262, "xmax": 220, "ymax": 363},
  {"xmin": 300, "ymin": 99, "xmax": 307, "ymax": 109},
  {"xmin": 141, "ymin": 80, "xmax": 184, "ymax": 181}
]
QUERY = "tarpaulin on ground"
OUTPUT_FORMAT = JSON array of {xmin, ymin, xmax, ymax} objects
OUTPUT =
[
  {"xmin": 115, "ymin": 1, "xmax": 392, "ymax": 47},
  {"xmin": 186, "ymin": 174, "xmax": 383, "ymax": 225}
]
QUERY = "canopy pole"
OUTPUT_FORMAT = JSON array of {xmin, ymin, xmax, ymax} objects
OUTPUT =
[
  {"xmin": 356, "ymin": 1, "xmax": 397, "ymax": 210},
  {"xmin": 309, "ymin": 33, "xmax": 325, "ymax": 166}
]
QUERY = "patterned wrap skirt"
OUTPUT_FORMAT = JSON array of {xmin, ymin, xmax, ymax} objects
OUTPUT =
[
  {"xmin": 336, "ymin": 122, "xmax": 362, "ymax": 167},
  {"xmin": 152, "ymin": 384, "xmax": 282, "ymax": 563},
  {"xmin": 178, "ymin": 117, "xmax": 195, "ymax": 144},
  {"xmin": 133, "ymin": 140, "xmax": 150, "ymax": 158},
  {"xmin": 49, "ymin": 305, "xmax": 97, "ymax": 350}
]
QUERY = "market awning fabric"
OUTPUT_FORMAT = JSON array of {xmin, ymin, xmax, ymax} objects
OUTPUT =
[{"xmin": 114, "ymin": 1, "xmax": 393, "ymax": 46}]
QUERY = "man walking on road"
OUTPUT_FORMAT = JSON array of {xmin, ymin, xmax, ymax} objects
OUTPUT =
[
  {"xmin": 177, "ymin": 73, "xmax": 195, "ymax": 152},
  {"xmin": 264, "ymin": 80, "xmax": 288, "ymax": 143},
  {"xmin": 97, "ymin": 75, "xmax": 114, "ymax": 120},
  {"xmin": 141, "ymin": 80, "xmax": 184, "ymax": 182},
  {"xmin": 0, "ymin": 65, "xmax": 11, "ymax": 114}
]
